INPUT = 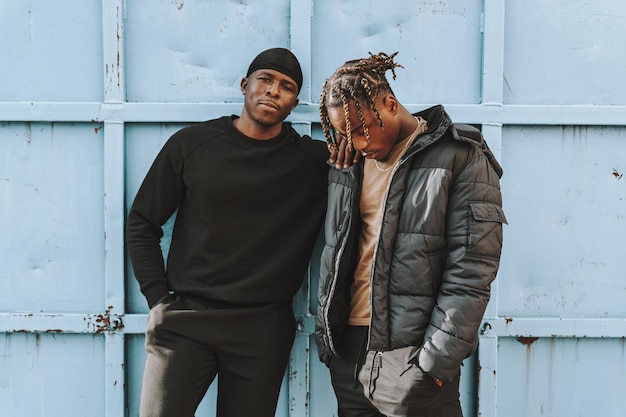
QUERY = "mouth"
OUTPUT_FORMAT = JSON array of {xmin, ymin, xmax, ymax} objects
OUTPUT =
[{"xmin": 258, "ymin": 100, "xmax": 280, "ymax": 111}]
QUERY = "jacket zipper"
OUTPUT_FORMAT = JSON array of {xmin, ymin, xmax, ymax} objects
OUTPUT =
[
  {"xmin": 367, "ymin": 350, "xmax": 384, "ymax": 399},
  {"xmin": 323, "ymin": 209, "xmax": 351, "ymax": 357},
  {"xmin": 367, "ymin": 149, "xmax": 419, "ymax": 348}
]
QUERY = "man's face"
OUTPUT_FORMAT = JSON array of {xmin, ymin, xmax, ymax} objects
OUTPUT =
[
  {"xmin": 241, "ymin": 69, "xmax": 300, "ymax": 127},
  {"xmin": 327, "ymin": 97, "xmax": 400, "ymax": 162}
]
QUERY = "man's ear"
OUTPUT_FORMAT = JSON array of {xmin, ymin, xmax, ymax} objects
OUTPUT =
[
  {"xmin": 290, "ymin": 97, "xmax": 300, "ymax": 111},
  {"xmin": 240, "ymin": 78, "xmax": 248, "ymax": 94},
  {"xmin": 382, "ymin": 94, "xmax": 398, "ymax": 114}
]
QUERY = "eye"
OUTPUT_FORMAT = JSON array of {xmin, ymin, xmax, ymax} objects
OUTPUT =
[{"xmin": 282, "ymin": 83, "xmax": 295, "ymax": 93}]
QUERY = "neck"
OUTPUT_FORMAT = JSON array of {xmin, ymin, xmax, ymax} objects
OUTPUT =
[
  {"xmin": 233, "ymin": 114, "xmax": 283, "ymax": 140},
  {"xmin": 396, "ymin": 106, "xmax": 420, "ymax": 143}
]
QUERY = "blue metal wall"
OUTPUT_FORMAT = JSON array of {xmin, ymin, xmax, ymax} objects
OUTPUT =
[{"xmin": 1, "ymin": 1, "xmax": 625, "ymax": 416}]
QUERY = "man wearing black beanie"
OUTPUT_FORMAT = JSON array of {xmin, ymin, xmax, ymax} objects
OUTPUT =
[{"xmin": 127, "ymin": 47, "xmax": 356, "ymax": 417}]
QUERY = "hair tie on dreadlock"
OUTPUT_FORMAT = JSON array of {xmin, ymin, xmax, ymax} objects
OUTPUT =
[{"xmin": 367, "ymin": 51, "xmax": 403, "ymax": 79}]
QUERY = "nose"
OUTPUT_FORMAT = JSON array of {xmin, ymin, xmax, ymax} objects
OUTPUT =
[
  {"xmin": 267, "ymin": 80, "xmax": 280, "ymax": 96},
  {"xmin": 352, "ymin": 136, "xmax": 368, "ymax": 152}
]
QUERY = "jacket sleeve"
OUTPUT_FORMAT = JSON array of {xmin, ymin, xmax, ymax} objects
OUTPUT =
[
  {"xmin": 126, "ymin": 135, "xmax": 186, "ymax": 308},
  {"xmin": 418, "ymin": 144, "xmax": 507, "ymax": 382}
]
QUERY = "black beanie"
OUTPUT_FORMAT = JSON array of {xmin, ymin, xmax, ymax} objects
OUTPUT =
[{"xmin": 246, "ymin": 47, "xmax": 303, "ymax": 93}]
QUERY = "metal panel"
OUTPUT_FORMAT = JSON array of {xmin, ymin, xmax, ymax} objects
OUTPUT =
[
  {"xmin": 499, "ymin": 125, "xmax": 626, "ymax": 317},
  {"xmin": 2, "ymin": 0, "xmax": 626, "ymax": 416},
  {"xmin": 0, "ymin": 334, "xmax": 106, "ymax": 417},
  {"xmin": 311, "ymin": 0, "xmax": 484, "ymax": 105},
  {"xmin": 503, "ymin": 0, "xmax": 626, "ymax": 105},
  {"xmin": 496, "ymin": 337, "xmax": 626, "ymax": 417},
  {"xmin": 124, "ymin": 0, "xmax": 293, "ymax": 103},
  {"xmin": 0, "ymin": 122, "xmax": 106, "ymax": 313},
  {"xmin": 0, "ymin": 0, "xmax": 103, "ymax": 102}
]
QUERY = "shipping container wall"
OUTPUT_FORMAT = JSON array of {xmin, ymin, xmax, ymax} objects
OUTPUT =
[{"xmin": 1, "ymin": 1, "xmax": 625, "ymax": 416}]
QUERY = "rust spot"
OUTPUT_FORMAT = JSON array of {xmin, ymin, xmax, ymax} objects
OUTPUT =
[
  {"xmin": 480, "ymin": 322, "xmax": 492, "ymax": 334},
  {"xmin": 94, "ymin": 127, "xmax": 99, "ymax": 134},
  {"xmin": 517, "ymin": 336, "xmax": 538, "ymax": 346},
  {"xmin": 505, "ymin": 317, "xmax": 513, "ymax": 324},
  {"xmin": 612, "ymin": 169, "xmax": 623, "ymax": 180},
  {"xmin": 95, "ymin": 305, "xmax": 125, "ymax": 333}
]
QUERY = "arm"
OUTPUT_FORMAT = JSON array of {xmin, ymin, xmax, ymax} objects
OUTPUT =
[
  {"xmin": 418, "ymin": 148, "xmax": 507, "ymax": 382},
  {"xmin": 126, "ymin": 136, "xmax": 185, "ymax": 308}
]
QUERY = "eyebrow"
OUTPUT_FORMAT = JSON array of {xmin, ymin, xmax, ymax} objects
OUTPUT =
[
  {"xmin": 256, "ymin": 71, "xmax": 297, "ymax": 88},
  {"xmin": 335, "ymin": 123, "xmax": 363, "ymax": 138}
]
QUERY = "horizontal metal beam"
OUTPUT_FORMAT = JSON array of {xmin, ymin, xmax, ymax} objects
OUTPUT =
[
  {"xmin": 0, "ymin": 310, "xmax": 125, "ymax": 334},
  {"xmin": 0, "ymin": 312, "xmax": 318, "ymax": 335},
  {"xmin": 480, "ymin": 317, "xmax": 626, "ymax": 339},
  {"xmin": 0, "ymin": 102, "xmax": 625, "ymax": 125},
  {"xmin": 3, "ymin": 313, "xmax": 626, "ymax": 339}
]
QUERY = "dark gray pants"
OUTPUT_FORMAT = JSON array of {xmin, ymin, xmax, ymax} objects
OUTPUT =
[
  {"xmin": 139, "ymin": 294, "xmax": 295, "ymax": 417},
  {"xmin": 329, "ymin": 326, "xmax": 463, "ymax": 417}
]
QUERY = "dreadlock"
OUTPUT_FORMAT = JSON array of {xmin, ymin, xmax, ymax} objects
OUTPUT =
[{"xmin": 320, "ymin": 52, "xmax": 403, "ymax": 153}]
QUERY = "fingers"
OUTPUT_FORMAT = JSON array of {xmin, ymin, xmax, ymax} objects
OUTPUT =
[
  {"xmin": 335, "ymin": 134, "xmax": 348, "ymax": 169},
  {"xmin": 327, "ymin": 142, "xmax": 338, "ymax": 164},
  {"xmin": 347, "ymin": 144, "xmax": 362, "ymax": 165},
  {"xmin": 328, "ymin": 133, "xmax": 359, "ymax": 169}
]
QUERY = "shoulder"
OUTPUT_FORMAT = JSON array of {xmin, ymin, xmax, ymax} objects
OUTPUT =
[
  {"xmin": 164, "ymin": 116, "xmax": 231, "ymax": 156},
  {"xmin": 284, "ymin": 125, "xmax": 329, "ymax": 162},
  {"xmin": 172, "ymin": 116, "xmax": 230, "ymax": 142},
  {"xmin": 450, "ymin": 123, "xmax": 503, "ymax": 177},
  {"xmin": 298, "ymin": 134, "xmax": 329, "ymax": 156}
]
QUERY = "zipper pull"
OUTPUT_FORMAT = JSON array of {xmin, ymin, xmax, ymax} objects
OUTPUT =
[{"xmin": 374, "ymin": 351, "xmax": 383, "ymax": 369}]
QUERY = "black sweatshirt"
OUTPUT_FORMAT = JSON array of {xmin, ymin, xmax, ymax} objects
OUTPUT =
[{"xmin": 126, "ymin": 116, "xmax": 329, "ymax": 308}]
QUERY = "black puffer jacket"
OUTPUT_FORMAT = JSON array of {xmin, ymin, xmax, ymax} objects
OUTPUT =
[{"xmin": 315, "ymin": 105, "xmax": 506, "ymax": 382}]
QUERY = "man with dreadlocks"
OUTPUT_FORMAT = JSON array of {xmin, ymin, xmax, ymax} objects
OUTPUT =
[
  {"xmin": 126, "ymin": 47, "xmax": 357, "ymax": 417},
  {"xmin": 315, "ymin": 52, "xmax": 507, "ymax": 417}
]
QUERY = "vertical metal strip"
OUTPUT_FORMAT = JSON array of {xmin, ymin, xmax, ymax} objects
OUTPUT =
[
  {"xmin": 289, "ymin": 335, "xmax": 311, "ymax": 417},
  {"xmin": 105, "ymin": 333, "xmax": 126, "ymax": 417},
  {"xmin": 481, "ymin": 122, "xmax": 503, "ymax": 323},
  {"xmin": 481, "ymin": 0, "xmax": 506, "ymax": 106},
  {"xmin": 480, "ymin": 2, "xmax": 506, "ymax": 416},
  {"xmin": 103, "ymin": 0, "xmax": 126, "ymax": 104},
  {"xmin": 290, "ymin": 0, "xmax": 313, "ymax": 105},
  {"xmin": 477, "ymin": 335, "xmax": 498, "ymax": 417},
  {"xmin": 103, "ymin": 110, "xmax": 126, "ymax": 417},
  {"xmin": 289, "ymin": 1, "xmax": 315, "ymax": 416},
  {"xmin": 103, "ymin": 1, "xmax": 126, "ymax": 416},
  {"xmin": 103, "ymin": 120, "xmax": 126, "ymax": 316}
]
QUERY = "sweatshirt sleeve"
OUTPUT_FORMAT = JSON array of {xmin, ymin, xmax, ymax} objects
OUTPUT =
[
  {"xmin": 418, "ymin": 144, "xmax": 507, "ymax": 382},
  {"xmin": 126, "ymin": 134, "xmax": 186, "ymax": 308}
]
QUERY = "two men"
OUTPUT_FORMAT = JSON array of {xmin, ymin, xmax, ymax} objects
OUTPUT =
[
  {"xmin": 127, "ymin": 48, "xmax": 506, "ymax": 417},
  {"xmin": 315, "ymin": 52, "xmax": 506, "ymax": 416}
]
